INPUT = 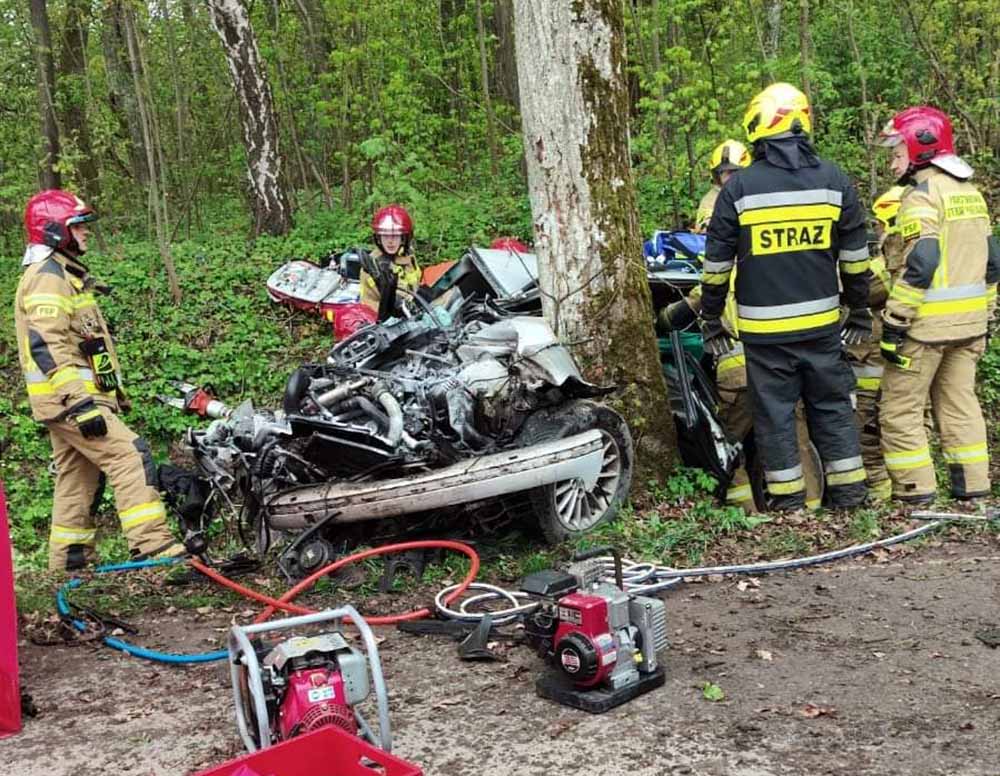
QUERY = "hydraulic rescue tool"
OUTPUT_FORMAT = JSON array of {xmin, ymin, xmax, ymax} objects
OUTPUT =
[
  {"xmin": 521, "ymin": 547, "xmax": 668, "ymax": 713},
  {"xmin": 229, "ymin": 608, "xmax": 392, "ymax": 753}
]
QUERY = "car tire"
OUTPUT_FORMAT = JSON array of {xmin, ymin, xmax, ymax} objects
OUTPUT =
[{"xmin": 514, "ymin": 400, "xmax": 634, "ymax": 543}]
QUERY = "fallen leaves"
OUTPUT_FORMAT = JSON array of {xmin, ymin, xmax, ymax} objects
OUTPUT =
[
  {"xmin": 800, "ymin": 703, "xmax": 837, "ymax": 718},
  {"xmin": 755, "ymin": 649, "xmax": 774, "ymax": 662}
]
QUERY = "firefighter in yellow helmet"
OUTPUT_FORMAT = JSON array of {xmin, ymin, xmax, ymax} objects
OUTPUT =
[
  {"xmin": 695, "ymin": 140, "xmax": 751, "ymax": 233},
  {"xmin": 877, "ymin": 107, "xmax": 1000, "ymax": 503},
  {"xmin": 699, "ymin": 83, "xmax": 870, "ymax": 510},
  {"xmin": 841, "ymin": 187, "xmax": 903, "ymax": 503},
  {"xmin": 14, "ymin": 190, "xmax": 184, "ymax": 571}
]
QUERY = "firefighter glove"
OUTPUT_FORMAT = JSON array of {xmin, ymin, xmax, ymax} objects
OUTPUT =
[
  {"xmin": 701, "ymin": 317, "xmax": 735, "ymax": 357},
  {"xmin": 70, "ymin": 401, "xmax": 108, "ymax": 439},
  {"xmin": 880, "ymin": 320, "xmax": 911, "ymax": 369},
  {"xmin": 841, "ymin": 307, "xmax": 874, "ymax": 346},
  {"xmin": 80, "ymin": 338, "xmax": 119, "ymax": 392},
  {"xmin": 656, "ymin": 298, "xmax": 698, "ymax": 335}
]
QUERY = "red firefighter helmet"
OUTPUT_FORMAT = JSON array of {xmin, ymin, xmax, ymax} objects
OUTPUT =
[
  {"xmin": 490, "ymin": 237, "xmax": 529, "ymax": 252},
  {"xmin": 878, "ymin": 106, "xmax": 972, "ymax": 179},
  {"xmin": 371, "ymin": 204, "xmax": 413, "ymax": 254},
  {"xmin": 24, "ymin": 190, "xmax": 97, "ymax": 252}
]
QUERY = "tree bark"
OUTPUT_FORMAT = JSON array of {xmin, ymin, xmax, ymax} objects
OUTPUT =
[
  {"xmin": 475, "ymin": 0, "xmax": 500, "ymax": 178},
  {"xmin": 207, "ymin": 0, "xmax": 293, "ymax": 236},
  {"xmin": 30, "ymin": 0, "xmax": 61, "ymax": 190},
  {"xmin": 764, "ymin": 0, "xmax": 782, "ymax": 62},
  {"xmin": 102, "ymin": 0, "xmax": 148, "ymax": 185},
  {"xmin": 798, "ymin": 0, "xmax": 814, "ymax": 124},
  {"xmin": 513, "ymin": 0, "xmax": 676, "ymax": 469},
  {"xmin": 123, "ymin": 5, "xmax": 182, "ymax": 304},
  {"xmin": 492, "ymin": 0, "xmax": 520, "ymax": 109},
  {"xmin": 59, "ymin": 0, "xmax": 100, "ymax": 199}
]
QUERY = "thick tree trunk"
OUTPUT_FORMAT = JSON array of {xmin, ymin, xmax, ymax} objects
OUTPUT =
[
  {"xmin": 30, "ymin": 0, "xmax": 61, "ymax": 190},
  {"xmin": 764, "ymin": 0, "xmax": 782, "ymax": 62},
  {"xmin": 207, "ymin": 0, "xmax": 293, "ymax": 236},
  {"xmin": 59, "ymin": 0, "xmax": 100, "ymax": 199},
  {"xmin": 513, "ymin": 0, "xmax": 676, "ymax": 468},
  {"xmin": 102, "ymin": 0, "xmax": 149, "ymax": 185}
]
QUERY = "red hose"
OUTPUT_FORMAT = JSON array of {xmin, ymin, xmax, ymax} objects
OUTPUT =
[{"xmin": 189, "ymin": 540, "xmax": 480, "ymax": 626}]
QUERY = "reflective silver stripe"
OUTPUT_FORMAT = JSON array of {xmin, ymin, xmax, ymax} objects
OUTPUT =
[
  {"xmin": 838, "ymin": 247, "xmax": 869, "ymax": 262},
  {"xmin": 825, "ymin": 455, "xmax": 863, "ymax": 474},
  {"xmin": 723, "ymin": 342, "xmax": 745, "ymax": 357},
  {"xmin": 702, "ymin": 260, "xmax": 734, "ymax": 273},
  {"xmin": 923, "ymin": 282, "xmax": 986, "ymax": 301},
  {"xmin": 765, "ymin": 464, "xmax": 803, "ymax": 483},
  {"xmin": 737, "ymin": 295, "xmax": 840, "ymax": 320},
  {"xmin": 851, "ymin": 365, "xmax": 883, "ymax": 378},
  {"xmin": 733, "ymin": 188, "xmax": 843, "ymax": 214},
  {"xmin": 24, "ymin": 367, "xmax": 95, "ymax": 383}
]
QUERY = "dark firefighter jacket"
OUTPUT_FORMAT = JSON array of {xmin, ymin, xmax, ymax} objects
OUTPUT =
[{"xmin": 701, "ymin": 136, "xmax": 870, "ymax": 344}]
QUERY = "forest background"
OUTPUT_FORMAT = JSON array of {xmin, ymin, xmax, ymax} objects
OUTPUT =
[{"xmin": 1, "ymin": 0, "xmax": 999, "ymax": 569}]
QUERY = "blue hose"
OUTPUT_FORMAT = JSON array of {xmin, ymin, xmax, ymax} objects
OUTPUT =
[{"xmin": 56, "ymin": 557, "xmax": 228, "ymax": 663}]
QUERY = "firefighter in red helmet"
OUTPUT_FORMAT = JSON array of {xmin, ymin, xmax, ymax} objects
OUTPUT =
[
  {"xmin": 14, "ymin": 190, "xmax": 184, "ymax": 570},
  {"xmin": 360, "ymin": 204, "xmax": 421, "ymax": 319},
  {"xmin": 877, "ymin": 107, "xmax": 1000, "ymax": 502}
]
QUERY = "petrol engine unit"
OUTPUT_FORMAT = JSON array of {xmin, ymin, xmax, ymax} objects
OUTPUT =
[{"xmin": 521, "ymin": 551, "xmax": 668, "ymax": 713}]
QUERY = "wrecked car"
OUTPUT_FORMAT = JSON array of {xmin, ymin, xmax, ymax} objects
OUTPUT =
[{"xmin": 175, "ymin": 289, "xmax": 633, "ymax": 575}]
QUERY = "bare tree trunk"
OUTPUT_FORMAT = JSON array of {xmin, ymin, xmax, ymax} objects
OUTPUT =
[
  {"xmin": 514, "ymin": 0, "xmax": 676, "ymax": 467},
  {"xmin": 475, "ymin": 0, "xmax": 500, "ymax": 178},
  {"xmin": 30, "ymin": 0, "xmax": 61, "ymax": 190},
  {"xmin": 123, "ymin": 6, "xmax": 182, "ymax": 303},
  {"xmin": 798, "ymin": 0, "xmax": 814, "ymax": 123},
  {"xmin": 207, "ymin": 0, "xmax": 293, "ymax": 236},
  {"xmin": 492, "ymin": 0, "xmax": 520, "ymax": 109},
  {"xmin": 59, "ymin": 0, "xmax": 100, "ymax": 199},
  {"xmin": 102, "ymin": 1, "xmax": 148, "ymax": 185},
  {"xmin": 764, "ymin": 0, "xmax": 782, "ymax": 62},
  {"xmin": 844, "ymin": 0, "xmax": 877, "ymax": 200}
]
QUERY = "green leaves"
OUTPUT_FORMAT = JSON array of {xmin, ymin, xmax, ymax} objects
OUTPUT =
[{"xmin": 701, "ymin": 681, "xmax": 725, "ymax": 702}]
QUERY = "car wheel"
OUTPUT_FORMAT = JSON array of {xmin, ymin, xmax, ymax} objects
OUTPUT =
[{"xmin": 518, "ymin": 400, "xmax": 634, "ymax": 543}]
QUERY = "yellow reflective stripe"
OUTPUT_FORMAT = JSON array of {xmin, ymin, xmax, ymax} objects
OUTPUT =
[
  {"xmin": 884, "ymin": 447, "xmax": 932, "ymax": 471},
  {"xmin": 871, "ymin": 258, "xmax": 891, "ymax": 288},
  {"xmin": 27, "ymin": 382, "xmax": 55, "ymax": 396},
  {"xmin": 768, "ymin": 477, "xmax": 805, "ymax": 495},
  {"xmin": 716, "ymin": 354, "xmax": 746, "ymax": 374},
  {"xmin": 702, "ymin": 272, "xmax": 731, "ymax": 286},
  {"xmin": 119, "ymin": 501, "xmax": 167, "ymax": 530},
  {"xmin": 726, "ymin": 484, "xmax": 753, "ymax": 503},
  {"xmin": 919, "ymin": 297, "xmax": 987, "ymax": 316},
  {"xmin": 738, "ymin": 204, "xmax": 841, "ymax": 226},
  {"xmin": 49, "ymin": 525, "xmax": 97, "ymax": 545},
  {"xmin": 942, "ymin": 443, "xmax": 989, "ymax": 464},
  {"xmin": 24, "ymin": 293, "xmax": 73, "ymax": 313},
  {"xmin": 805, "ymin": 498, "xmax": 821, "ymax": 510},
  {"xmin": 889, "ymin": 284, "xmax": 925, "ymax": 305},
  {"xmin": 867, "ymin": 480, "xmax": 893, "ymax": 500},
  {"xmin": 51, "ymin": 367, "xmax": 82, "ymax": 388},
  {"xmin": 988, "ymin": 284, "xmax": 997, "ymax": 302},
  {"xmin": 826, "ymin": 468, "xmax": 866, "ymax": 486},
  {"xmin": 72, "ymin": 293, "xmax": 97, "ymax": 309},
  {"xmin": 856, "ymin": 377, "xmax": 881, "ymax": 391},
  {"xmin": 737, "ymin": 308, "xmax": 839, "ymax": 335},
  {"xmin": 841, "ymin": 258, "xmax": 871, "ymax": 275},
  {"xmin": 899, "ymin": 206, "xmax": 938, "ymax": 221}
]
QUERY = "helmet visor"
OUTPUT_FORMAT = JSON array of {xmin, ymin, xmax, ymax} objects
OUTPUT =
[{"xmin": 877, "ymin": 118, "xmax": 903, "ymax": 147}]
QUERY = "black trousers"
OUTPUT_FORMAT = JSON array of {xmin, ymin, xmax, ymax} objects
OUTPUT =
[{"xmin": 744, "ymin": 331, "xmax": 866, "ymax": 509}]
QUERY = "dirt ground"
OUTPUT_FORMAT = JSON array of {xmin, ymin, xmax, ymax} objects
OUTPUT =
[{"xmin": 4, "ymin": 539, "xmax": 1000, "ymax": 776}]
